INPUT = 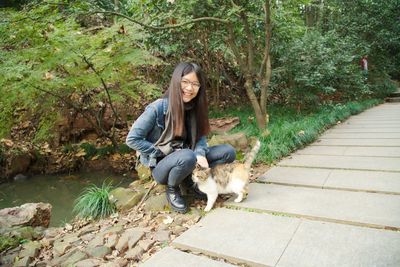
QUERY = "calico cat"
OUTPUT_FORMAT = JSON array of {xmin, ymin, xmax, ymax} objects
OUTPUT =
[{"xmin": 192, "ymin": 140, "xmax": 261, "ymax": 211}]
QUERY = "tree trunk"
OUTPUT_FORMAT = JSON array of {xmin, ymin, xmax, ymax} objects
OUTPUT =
[{"xmin": 244, "ymin": 76, "xmax": 266, "ymax": 129}]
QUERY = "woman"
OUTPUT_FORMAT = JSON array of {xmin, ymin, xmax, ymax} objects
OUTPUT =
[{"xmin": 126, "ymin": 62, "xmax": 236, "ymax": 213}]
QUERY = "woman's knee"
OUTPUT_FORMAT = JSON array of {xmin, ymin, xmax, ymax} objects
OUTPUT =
[
  {"xmin": 176, "ymin": 149, "xmax": 197, "ymax": 169},
  {"xmin": 222, "ymin": 144, "xmax": 236, "ymax": 163}
]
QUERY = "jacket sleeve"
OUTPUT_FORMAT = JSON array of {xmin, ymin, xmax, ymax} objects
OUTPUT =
[
  {"xmin": 126, "ymin": 105, "xmax": 163, "ymax": 157},
  {"xmin": 194, "ymin": 136, "xmax": 209, "ymax": 157}
]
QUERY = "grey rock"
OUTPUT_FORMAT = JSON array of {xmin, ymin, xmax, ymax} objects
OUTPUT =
[
  {"xmin": 0, "ymin": 203, "xmax": 52, "ymax": 228},
  {"xmin": 154, "ymin": 230, "xmax": 170, "ymax": 242},
  {"xmin": 86, "ymin": 245, "xmax": 112, "ymax": 259},
  {"xmin": 144, "ymin": 194, "xmax": 168, "ymax": 212},
  {"xmin": 75, "ymin": 258, "xmax": 103, "ymax": 267},
  {"xmin": 127, "ymin": 228, "xmax": 145, "ymax": 249},
  {"xmin": 105, "ymin": 233, "xmax": 119, "ymax": 249},
  {"xmin": 60, "ymin": 250, "xmax": 88, "ymax": 267},
  {"xmin": 100, "ymin": 225, "xmax": 123, "ymax": 236},
  {"xmin": 52, "ymin": 239, "xmax": 72, "ymax": 256},
  {"xmin": 13, "ymin": 256, "xmax": 31, "ymax": 267},
  {"xmin": 109, "ymin": 187, "xmax": 144, "ymax": 211},
  {"xmin": 1, "ymin": 251, "xmax": 19, "ymax": 266},
  {"xmin": 140, "ymin": 247, "xmax": 236, "ymax": 267},
  {"xmin": 115, "ymin": 234, "xmax": 129, "ymax": 253},
  {"xmin": 18, "ymin": 241, "xmax": 41, "ymax": 259},
  {"xmin": 138, "ymin": 239, "xmax": 155, "ymax": 251},
  {"xmin": 87, "ymin": 234, "xmax": 104, "ymax": 248},
  {"xmin": 125, "ymin": 246, "xmax": 144, "ymax": 260}
]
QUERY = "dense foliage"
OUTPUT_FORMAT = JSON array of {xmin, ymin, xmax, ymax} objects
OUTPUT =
[
  {"xmin": 0, "ymin": 0, "xmax": 398, "ymax": 142},
  {"xmin": 0, "ymin": 2, "xmax": 162, "ymax": 141}
]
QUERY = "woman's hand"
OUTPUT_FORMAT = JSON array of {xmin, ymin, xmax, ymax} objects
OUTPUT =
[{"xmin": 196, "ymin": 155, "xmax": 209, "ymax": 168}]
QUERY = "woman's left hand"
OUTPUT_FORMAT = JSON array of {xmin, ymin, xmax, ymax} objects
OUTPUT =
[{"xmin": 196, "ymin": 155, "xmax": 209, "ymax": 168}]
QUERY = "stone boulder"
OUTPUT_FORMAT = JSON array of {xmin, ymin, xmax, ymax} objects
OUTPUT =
[
  {"xmin": 144, "ymin": 194, "xmax": 168, "ymax": 212},
  {"xmin": 209, "ymin": 117, "xmax": 240, "ymax": 134},
  {"xmin": 0, "ymin": 202, "xmax": 52, "ymax": 228},
  {"xmin": 208, "ymin": 132, "xmax": 249, "ymax": 151},
  {"xmin": 109, "ymin": 187, "xmax": 144, "ymax": 211}
]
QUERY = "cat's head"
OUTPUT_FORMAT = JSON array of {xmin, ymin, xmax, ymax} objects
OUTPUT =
[{"xmin": 191, "ymin": 165, "xmax": 211, "ymax": 183}]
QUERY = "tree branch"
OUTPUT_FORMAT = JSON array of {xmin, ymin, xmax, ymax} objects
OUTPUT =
[
  {"xmin": 259, "ymin": 0, "xmax": 272, "ymax": 79},
  {"xmin": 240, "ymin": 10, "xmax": 255, "ymax": 75},
  {"xmin": 91, "ymin": 11, "xmax": 228, "ymax": 30}
]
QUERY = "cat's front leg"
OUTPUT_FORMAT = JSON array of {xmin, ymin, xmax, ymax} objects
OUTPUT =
[{"xmin": 204, "ymin": 192, "xmax": 218, "ymax": 212}]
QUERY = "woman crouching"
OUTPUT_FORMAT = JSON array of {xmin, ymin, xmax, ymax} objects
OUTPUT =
[{"xmin": 126, "ymin": 62, "xmax": 235, "ymax": 213}]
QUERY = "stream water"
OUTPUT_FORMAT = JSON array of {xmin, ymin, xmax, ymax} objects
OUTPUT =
[{"xmin": 0, "ymin": 172, "xmax": 132, "ymax": 227}]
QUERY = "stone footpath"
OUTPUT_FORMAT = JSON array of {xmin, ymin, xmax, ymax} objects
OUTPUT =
[{"xmin": 141, "ymin": 102, "xmax": 400, "ymax": 267}]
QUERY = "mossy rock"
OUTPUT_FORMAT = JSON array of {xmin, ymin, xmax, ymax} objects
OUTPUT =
[
  {"xmin": 208, "ymin": 132, "xmax": 249, "ymax": 151},
  {"xmin": 109, "ymin": 187, "xmax": 145, "ymax": 211},
  {"xmin": 144, "ymin": 194, "xmax": 168, "ymax": 212},
  {"xmin": 135, "ymin": 164, "xmax": 152, "ymax": 181}
]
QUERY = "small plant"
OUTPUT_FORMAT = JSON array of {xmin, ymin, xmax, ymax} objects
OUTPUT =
[
  {"xmin": 97, "ymin": 145, "xmax": 115, "ymax": 158},
  {"xmin": 80, "ymin": 143, "xmax": 97, "ymax": 159},
  {"xmin": 117, "ymin": 143, "xmax": 132, "ymax": 154},
  {"xmin": 73, "ymin": 182, "xmax": 116, "ymax": 220}
]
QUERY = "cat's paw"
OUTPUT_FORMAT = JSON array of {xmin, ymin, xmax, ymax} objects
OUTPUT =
[
  {"xmin": 204, "ymin": 206, "xmax": 212, "ymax": 212},
  {"xmin": 234, "ymin": 197, "xmax": 243, "ymax": 203}
]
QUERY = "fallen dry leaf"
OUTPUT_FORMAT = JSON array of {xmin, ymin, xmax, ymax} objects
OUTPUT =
[
  {"xmin": 75, "ymin": 149, "xmax": 86, "ymax": 157},
  {"xmin": 162, "ymin": 216, "xmax": 174, "ymax": 225}
]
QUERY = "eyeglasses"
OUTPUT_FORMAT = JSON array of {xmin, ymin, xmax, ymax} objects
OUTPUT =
[{"xmin": 181, "ymin": 79, "xmax": 201, "ymax": 90}]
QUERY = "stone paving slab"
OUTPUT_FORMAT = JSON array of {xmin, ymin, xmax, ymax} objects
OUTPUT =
[
  {"xmin": 173, "ymin": 208, "xmax": 301, "ymax": 267},
  {"xmin": 258, "ymin": 166, "xmax": 330, "ymax": 187},
  {"xmin": 227, "ymin": 183, "xmax": 400, "ymax": 229},
  {"xmin": 295, "ymin": 145, "xmax": 400, "ymax": 157},
  {"xmin": 278, "ymin": 154, "xmax": 400, "ymax": 172},
  {"xmin": 343, "ymin": 120, "xmax": 400, "ymax": 125},
  {"xmin": 327, "ymin": 128, "xmax": 400, "ymax": 133},
  {"xmin": 315, "ymin": 138, "xmax": 400, "ymax": 146},
  {"xmin": 276, "ymin": 220, "xmax": 400, "ymax": 267},
  {"xmin": 321, "ymin": 132, "xmax": 400, "ymax": 138},
  {"xmin": 140, "ymin": 247, "xmax": 236, "ymax": 267},
  {"xmin": 333, "ymin": 124, "xmax": 400, "ymax": 129},
  {"xmin": 258, "ymin": 166, "xmax": 400, "ymax": 194},
  {"xmin": 346, "ymin": 117, "xmax": 400, "ymax": 121},
  {"xmin": 324, "ymin": 169, "xmax": 400, "ymax": 194}
]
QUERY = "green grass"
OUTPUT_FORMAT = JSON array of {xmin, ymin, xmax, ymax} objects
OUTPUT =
[
  {"xmin": 210, "ymin": 99, "xmax": 382, "ymax": 164},
  {"xmin": 0, "ymin": 235, "xmax": 21, "ymax": 253},
  {"xmin": 73, "ymin": 182, "xmax": 116, "ymax": 220}
]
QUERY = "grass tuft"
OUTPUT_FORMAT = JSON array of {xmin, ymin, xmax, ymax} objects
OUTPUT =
[{"xmin": 73, "ymin": 182, "xmax": 116, "ymax": 220}]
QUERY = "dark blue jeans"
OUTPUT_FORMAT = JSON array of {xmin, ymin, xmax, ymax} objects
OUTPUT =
[{"xmin": 152, "ymin": 144, "xmax": 236, "ymax": 186}]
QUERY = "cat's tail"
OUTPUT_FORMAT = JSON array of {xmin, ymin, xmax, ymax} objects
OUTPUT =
[{"xmin": 244, "ymin": 139, "xmax": 261, "ymax": 170}]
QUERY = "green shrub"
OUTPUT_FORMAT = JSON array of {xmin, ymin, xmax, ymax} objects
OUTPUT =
[
  {"xmin": 80, "ymin": 143, "xmax": 97, "ymax": 159},
  {"xmin": 73, "ymin": 182, "xmax": 116, "ymax": 219},
  {"xmin": 117, "ymin": 143, "xmax": 132, "ymax": 154},
  {"xmin": 97, "ymin": 145, "xmax": 115, "ymax": 158}
]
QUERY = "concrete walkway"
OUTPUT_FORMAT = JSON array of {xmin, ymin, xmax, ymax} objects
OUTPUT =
[{"xmin": 140, "ymin": 102, "xmax": 400, "ymax": 267}]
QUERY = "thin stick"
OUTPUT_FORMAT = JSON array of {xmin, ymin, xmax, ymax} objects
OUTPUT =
[{"xmin": 136, "ymin": 181, "xmax": 157, "ymax": 210}]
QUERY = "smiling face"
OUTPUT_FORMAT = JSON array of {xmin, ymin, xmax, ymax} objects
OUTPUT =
[{"xmin": 180, "ymin": 71, "xmax": 200, "ymax": 103}]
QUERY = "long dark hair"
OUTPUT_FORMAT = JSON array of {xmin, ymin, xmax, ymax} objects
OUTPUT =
[{"xmin": 164, "ymin": 62, "xmax": 210, "ymax": 140}]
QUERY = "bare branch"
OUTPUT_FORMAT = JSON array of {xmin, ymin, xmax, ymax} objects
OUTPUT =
[
  {"xmin": 259, "ymin": 0, "xmax": 272, "ymax": 79},
  {"xmin": 240, "ymin": 10, "xmax": 255, "ymax": 75},
  {"xmin": 91, "ymin": 11, "xmax": 228, "ymax": 30}
]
